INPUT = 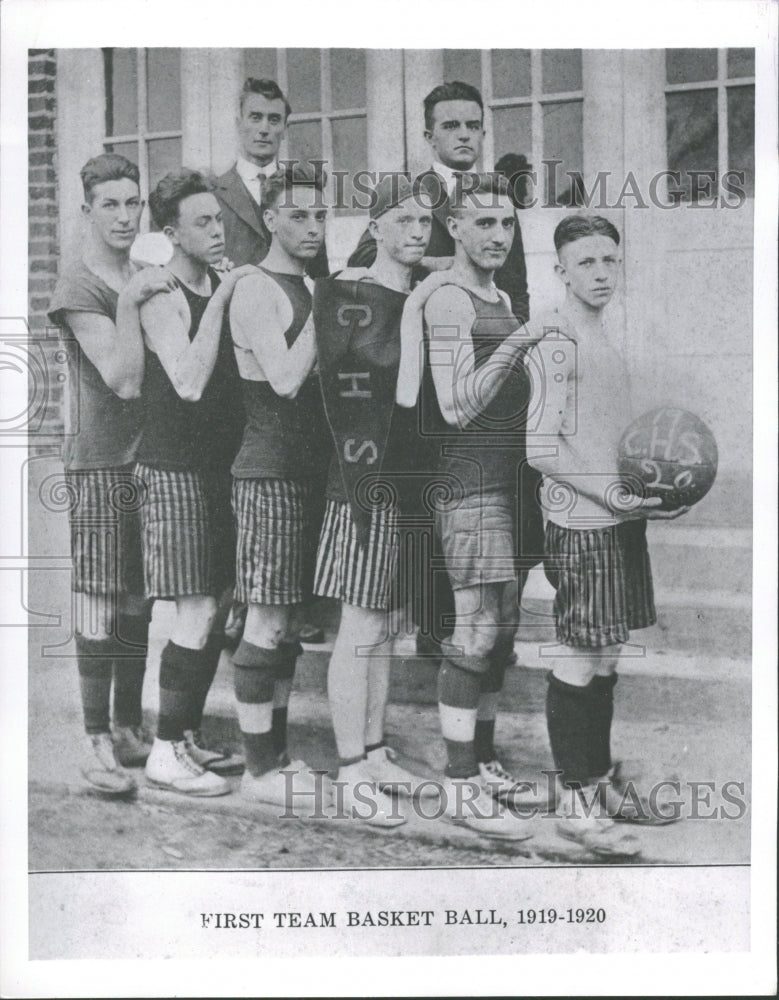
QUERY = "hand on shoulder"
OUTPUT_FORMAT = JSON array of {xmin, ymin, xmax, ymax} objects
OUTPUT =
[
  {"xmin": 218, "ymin": 263, "xmax": 261, "ymax": 297},
  {"xmin": 123, "ymin": 265, "xmax": 178, "ymax": 306}
]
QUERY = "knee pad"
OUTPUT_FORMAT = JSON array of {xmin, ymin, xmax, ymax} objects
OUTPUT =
[
  {"xmin": 74, "ymin": 633, "xmax": 121, "ymax": 676},
  {"xmin": 274, "ymin": 640, "xmax": 302, "ymax": 681},
  {"xmin": 481, "ymin": 631, "xmax": 515, "ymax": 693},
  {"xmin": 233, "ymin": 639, "xmax": 285, "ymax": 703},
  {"xmin": 437, "ymin": 656, "xmax": 486, "ymax": 710},
  {"xmin": 480, "ymin": 658, "xmax": 505, "ymax": 694}
]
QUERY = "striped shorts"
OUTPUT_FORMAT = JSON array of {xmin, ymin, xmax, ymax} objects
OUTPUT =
[
  {"xmin": 233, "ymin": 478, "xmax": 313, "ymax": 606},
  {"xmin": 314, "ymin": 500, "xmax": 399, "ymax": 611},
  {"xmin": 61, "ymin": 466, "xmax": 145, "ymax": 597},
  {"xmin": 135, "ymin": 463, "xmax": 235, "ymax": 599},
  {"xmin": 544, "ymin": 519, "xmax": 656, "ymax": 648}
]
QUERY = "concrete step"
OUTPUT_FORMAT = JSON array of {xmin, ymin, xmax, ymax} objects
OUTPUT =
[
  {"xmin": 518, "ymin": 541, "xmax": 751, "ymax": 659},
  {"xmin": 645, "ymin": 524, "xmax": 751, "ymax": 595},
  {"xmin": 125, "ymin": 603, "xmax": 749, "ymax": 729}
]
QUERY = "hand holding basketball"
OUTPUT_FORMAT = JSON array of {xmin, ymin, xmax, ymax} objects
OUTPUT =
[{"xmin": 617, "ymin": 407, "xmax": 718, "ymax": 512}]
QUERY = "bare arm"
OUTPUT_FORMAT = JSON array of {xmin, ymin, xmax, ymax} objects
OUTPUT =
[
  {"xmin": 65, "ymin": 267, "xmax": 176, "ymax": 399},
  {"xmin": 229, "ymin": 272, "xmax": 316, "ymax": 399},
  {"xmin": 525, "ymin": 336, "xmax": 688, "ymax": 520},
  {"xmin": 139, "ymin": 266, "xmax": 256, "ymax": 402},
  {"xmin": 424, "ymin": 285, "xmax": 532, "ymax": 429}
]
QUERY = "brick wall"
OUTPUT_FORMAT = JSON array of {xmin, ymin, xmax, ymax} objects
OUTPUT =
[{"xmin": 28, "ymin": 49, "xmax": 63, "ymax": 441}]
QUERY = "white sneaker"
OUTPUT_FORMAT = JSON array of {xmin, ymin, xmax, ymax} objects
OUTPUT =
[
  {"xmin": 440, "ymin": 775, "xmax": 533, "ymax": 841},
  {"xmin": 364, "ymin": 745, "xmax": 438, "ymax": 799},
  {"xmin": 145, "ymin": 738, "xmax": 230, "ymax": 797},
  {"xmin": 241, "ymin": 760, "xmax": 333, "ymax": 811},
  {"xmin": 478, "ymin": 759, "xmax": 551, "ymax": 812},
  {"xmin": 332, "ymin": 763, "xmax": 406, "ymax": 828},
  {"xmin": 82, "ymin": 732, "xmax": 137, "ymax": 796},
  {"xmin": 555, "ymin": 784, "xmax": 641, "ymax": 857},
  {"xmin": 183, "ymin": 729, "xmax": 245, "ymax": 776},
  {"xmin": 112, "ymin": 724, "xmax": 153, "ymax": 767}
]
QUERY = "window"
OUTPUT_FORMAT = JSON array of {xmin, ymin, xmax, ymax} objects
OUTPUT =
[
  {"xmin": 243, "ymin": 48, "xmax": 368, "ymax": 215},
  {"xmin": 102, "ymin": 48, "xmax": 183, "ymax": 221},
  {"xmin": 443, "ymin": 49, "xmax": 584, "ymax": 205},
  {"xmin": 665, "ymin": 48, "xmax": 755, "ymax": 202}
]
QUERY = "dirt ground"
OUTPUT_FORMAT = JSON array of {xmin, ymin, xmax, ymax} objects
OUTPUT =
[{"xmin": 30, "ymin": 784, "xmax": 551, "ymax": 871}]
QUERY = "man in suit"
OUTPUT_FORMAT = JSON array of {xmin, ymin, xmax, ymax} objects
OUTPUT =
[
  {"xmin": 214, "ymin": 77, "xmax": 329, "ymax": 278},
  {"xmin": 214, "ymin": 77, "xmax": 329, "ymax": 647},
  {"xmin": 349, "ymin": 81, "xmax": 533, "ymax": 659},
  {"xmin": 348, "ymin": 80, "xmax": 529, "ymax": 324}
]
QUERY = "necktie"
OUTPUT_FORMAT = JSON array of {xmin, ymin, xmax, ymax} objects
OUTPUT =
[{"xmin": 254, "ymin": 172, "xmax": 265, "ymax": 206}]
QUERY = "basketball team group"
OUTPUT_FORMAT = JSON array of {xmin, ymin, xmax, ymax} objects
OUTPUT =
[{"xmin": 49, "ymin": 77, "xmax": 690, "ymax": 860}]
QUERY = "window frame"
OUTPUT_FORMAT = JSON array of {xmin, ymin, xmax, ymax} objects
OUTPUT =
[
  {"xmin": 664, "ymin": 47, "xmax": 755, "ymax": 202},
  {"xmin": 101, "ymin": 47, "xmax": 183, "ymax": 213},
  {"xmin": 275, "ymin": 48, "xmax": 368, "ymax": 214},
  {"xmin": 479, "ymin": 49, "xmax": 584, "ymax": 181}
]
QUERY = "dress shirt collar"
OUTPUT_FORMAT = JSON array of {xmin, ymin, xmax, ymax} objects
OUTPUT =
[
  {"xmin": 236, "ymin": 156, "xmax": 278, "ymax": 185},
  {"xmin": 432, "ymin": 160, "xmax": 467, "ymax": 193}
]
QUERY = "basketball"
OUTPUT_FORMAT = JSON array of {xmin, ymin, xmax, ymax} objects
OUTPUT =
[{"xmin": 617, "ymin": 407, "xmax": 718, "ymax": 510}]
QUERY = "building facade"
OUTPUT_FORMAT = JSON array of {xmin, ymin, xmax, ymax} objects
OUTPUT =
[{"xmin": 31, "ymin": 47, "xmax": 754, "ymax": 531}]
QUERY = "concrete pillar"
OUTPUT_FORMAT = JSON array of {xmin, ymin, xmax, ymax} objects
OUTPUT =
[
  {"xmin": 582, "ymin": 49, "xmax": 625, "ymax": 184},
  {"xmin": 56, "ymin": 49, "xmax": 105, "ymax": 263},
  {"xmin": 366, "ymin": 50, "xmax": 405, "ymax": 173},
  {"xmin": 403, "ymin": 49, "xmax": 444, "ymax": 173},
  {"xmin": 208, "ymin": 49, "xmax": 245, "ymax": 174},
  {"xmin": 181, "ymin": 50, "xmax": 212, "ymax": 173}
]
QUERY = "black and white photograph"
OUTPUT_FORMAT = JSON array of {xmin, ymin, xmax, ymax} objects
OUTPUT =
[{"xmin": 1, "ymin": 0, "xmax": 776, "ymax": 995}]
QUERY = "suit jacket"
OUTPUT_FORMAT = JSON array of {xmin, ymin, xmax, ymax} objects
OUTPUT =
[
  {"xmin": 347, "ymin": 169, "xmax": 530, "ymax": 323},
  {"xmin": 213, "ymin": 165, "xmax": 329, "ymax": 277}
]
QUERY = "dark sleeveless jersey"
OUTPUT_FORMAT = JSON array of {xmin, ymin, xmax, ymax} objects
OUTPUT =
[
  {"xmin": 231, "ymin": 268, "xmax": 326, "ymax": 481},
  {"xmin": 136, "ymin": 269, "xmax": 243, "ymax": 472},
  {"xmin": 314, "ymin": 276, "xmax": 409, "ymax": 506},
  {"xmin": 420, "ymin": 285, "xmax": 533, "ymax": 496}
]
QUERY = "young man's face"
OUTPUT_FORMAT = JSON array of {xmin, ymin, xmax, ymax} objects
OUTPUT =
[
  {"xmin": 425, "ymin": 100, "xmax": 484, "ymax": 171},
  {"xmin": 370, "ymin": 194, "xmax": 433, "ymax": 266},
  {"xmin": 237, "ymin": 93, "xmax": 287, "ymax": 166},
  {"xmin": 82, "ymin": 178, "xmax": 143, "ymax": 251},
  {"xmin": 264, "ymin": 185, "xmax": 327, "ymax": 261},
  {"xmin": 165, "ymin": 192, "xmax": 225, "ymax": 266},
  {"xmin": 556, "ymin": 234, "xmax": 621, "ymax": 308},
  {"xmin": 449, "ymin": 193, "xmax": 515, "ymax": 272}
]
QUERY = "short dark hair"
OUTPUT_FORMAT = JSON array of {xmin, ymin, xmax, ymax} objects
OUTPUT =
[
  {"xmin": 148, "ymin": 168, "xmax": 214, "ymax": 230},
  {"xmin": 80, "ymin": 153, "xmax": 140, "ymax": 203},
  {"xmin": 553, "ymin": 214, "xmax": 621, "ymax": 253},
  {"xmin": 261, "ymin": 161, "xmax": 326, "ymax": 212},
  {"xmin": 494, "ymin": 152, "xmax": 532, "ymax": 209},
  {"xmin": 449, "ymin": 171, "xmax": 510, "ymax": 216},
  {"xmin": 239, "ymin": 77, "xmax": 292, "ymax": 119},
  {"xmin": 423, "ymin": 81, "xmax": 484, "ymax": 131}
]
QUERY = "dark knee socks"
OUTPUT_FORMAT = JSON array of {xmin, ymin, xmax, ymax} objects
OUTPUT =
[
  {"xmin": 234, "ymin": 639, "xmax": 299, "ymax": 777},
  {"xmin": 438, "ymin": 656, "xmax": 487, "ymax": 779},
  {"xmin": 588, "ymin": 673, "xmax": 617, "ymax": 779},
  {"xmin": 112, "ymin": 612, "xmax": 150, "ymax": 728},
  {"xmin": 474, "ymin": 633, "xmax": 514, "ymax": 764},
  {"xmin": 546, "ymin": 672, "xmax": 618, "ymax": 788},
  {"xmin": 188, "ymin": 633, "xmax": 224, "ymax": 732},
  {"xmin": 157, "ymin": 641, "xmax": 211, "ymax": 742},
  {"xmin": 271, "ymin": 640, "xmax": 299, "ymax": 759},
  {"xmin": 75, "ymin": 634, "xmax": 119, "ymax": 734}
]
